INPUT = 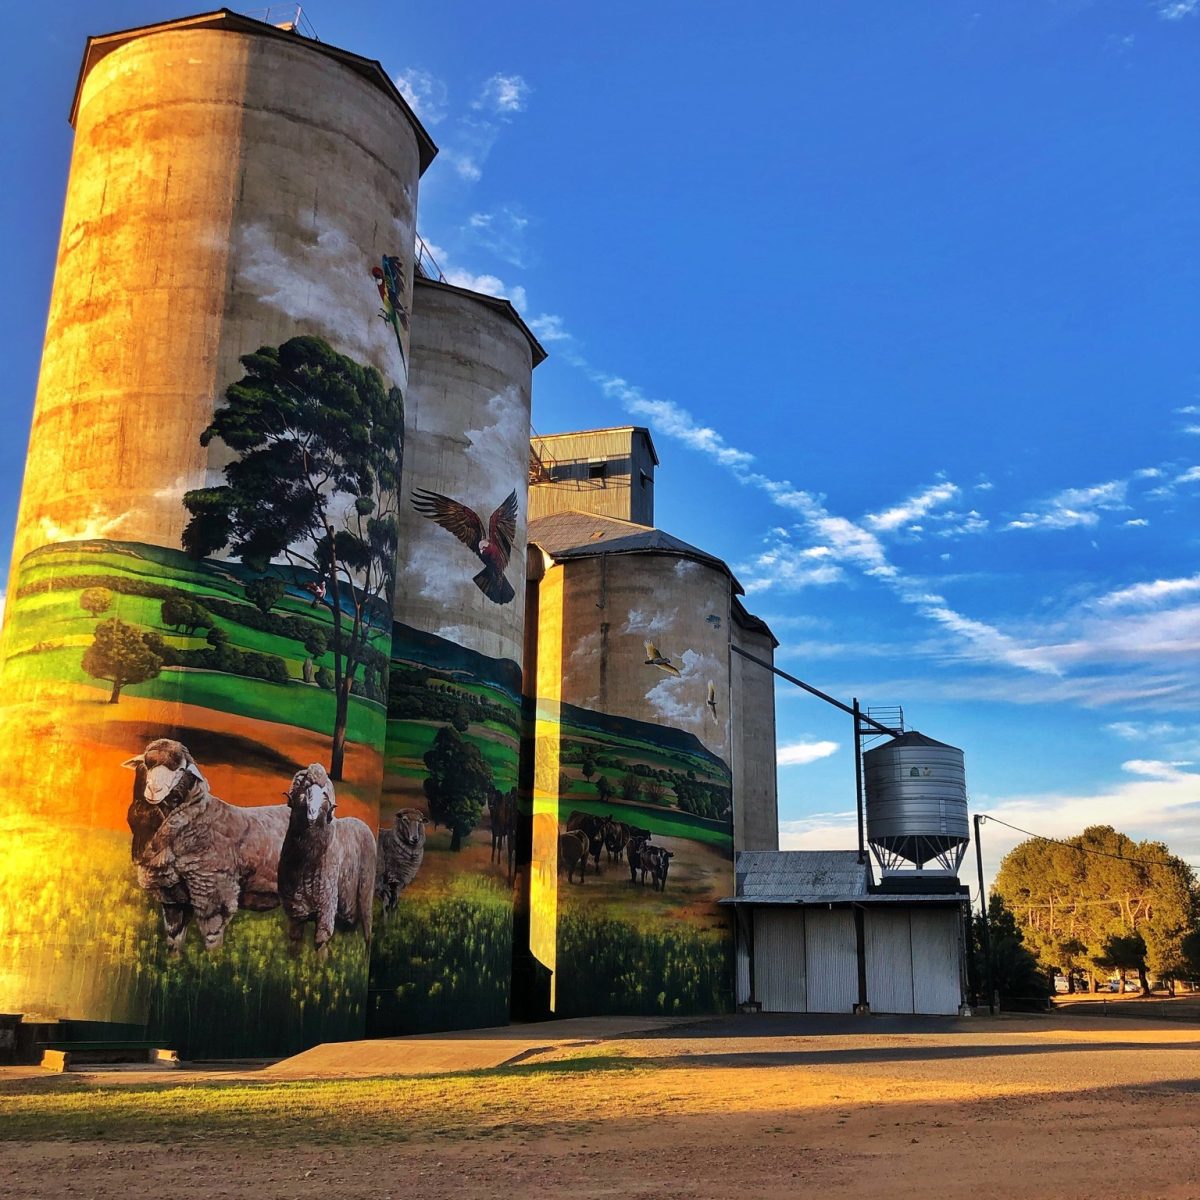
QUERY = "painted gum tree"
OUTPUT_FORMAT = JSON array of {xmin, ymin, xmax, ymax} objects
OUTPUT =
[{"xmin": 182, "ymin": 335, "xmax": 403, "ymax": 779}]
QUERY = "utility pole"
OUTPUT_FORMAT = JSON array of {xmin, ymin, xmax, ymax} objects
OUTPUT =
[{"xmin": 974, "ymin": 812, "xmax": 995, "ymax": 1015}]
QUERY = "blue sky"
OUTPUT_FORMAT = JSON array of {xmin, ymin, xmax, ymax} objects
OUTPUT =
[{"xmin": 3, "ymin": 1, "xmax": 1198, "ymax": 892}]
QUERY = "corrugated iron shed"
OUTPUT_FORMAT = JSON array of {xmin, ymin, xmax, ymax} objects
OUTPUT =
[{"xmin": 733, "ymin": 850, "xmax": 871, "ymax": 903}]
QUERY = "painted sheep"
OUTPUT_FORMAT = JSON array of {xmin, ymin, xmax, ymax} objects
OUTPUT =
[
  {"xmin": 124, "ymin": 738, "xmax": 290, "ymax": 952},
  {"xmin": 278, "ymin": 764, "xmax": 375, "ymax": 956},
  {"xmin": 376, "ymin": 807, "xmax": 427, "ymax": 916}
]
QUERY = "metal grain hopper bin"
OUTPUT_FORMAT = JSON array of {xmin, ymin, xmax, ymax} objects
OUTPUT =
[{"xmin": 863, "ymin": 731, "xmax": 969, "ymax": 873}]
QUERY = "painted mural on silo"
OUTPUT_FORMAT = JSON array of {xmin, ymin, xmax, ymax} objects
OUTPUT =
[
  {"xmin": 0, "ymin": 14, "xmax": 432, "ymax": 1057},
  {"xmin": 368, "ymin": 279, "xmax": 540, "ymax": 1035},
  {"xmin": 531, "ymin": 547, "xmax": 736, "ymax": 1016}
]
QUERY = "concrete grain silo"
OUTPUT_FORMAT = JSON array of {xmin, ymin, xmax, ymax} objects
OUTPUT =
[
  {"xmin": 522, "ymin": 441, "xmax": 773, "ymax": 1017},
  {"xmin": 370, "ymin": 275, "xmax": 544, "ymax": 1037},
  {"xmin": 0, "ymin": 11, "xmax": 434, "ymax": 1057}
]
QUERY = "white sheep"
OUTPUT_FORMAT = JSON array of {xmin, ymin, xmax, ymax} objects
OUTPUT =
[
  {"xmin": 125, "ymin": 738, "xmax": 290, "ymax": 952},
  {"xmin": 277, "ymin": 764, "xmax": 376, "ymax": 956},
  {"xmin": 376, "ymin": 808, "xmax": 427, "ymax": 915}
]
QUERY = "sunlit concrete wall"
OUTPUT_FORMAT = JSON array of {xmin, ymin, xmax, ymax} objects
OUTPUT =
[
  {"xmin": 370, "ymin": 277, "xmax": 543, "ymax": 1036},
  {"xmin": 731, "ymin": 608, "xmax": 779, "ymax": 851},
  {"xmin": 528, "ymin": 427, "xmax": 658, "ymax": 526},
  {"xmin": 0, "ymin": 13, "xmax": 428, "ymax": 1057}
]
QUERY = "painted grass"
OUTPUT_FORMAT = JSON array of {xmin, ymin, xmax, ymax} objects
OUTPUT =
[
  {"xmin": 368, "ymin": 875, "xmax": 513, "ymax": 1037},
  {"xmin": 559, "ymin": 796, "xmax": 732, "ymax": 849},
  {"xmin": 1, "ymin": 650, "xmax": 385, "ymax": 746},
  {"xmin": 0, "ymin": 822, "xmax": 370, "ymax": 1059},
  {"xmin": 0, "ymin": 1056, "xmax": 648, "ymax": 1145},
  {"xmin": 555, "ymin": 909, "xmax": 734, "ymax": 1018},
  {"xmin": 384, "ymin": 718, "xmax": 519, "ymax": 791}
]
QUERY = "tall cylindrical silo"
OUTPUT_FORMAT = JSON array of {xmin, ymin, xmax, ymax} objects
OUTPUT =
[
  {"xmin": 863, "ymin": 731, "xmax": 970, "ymax": 874},
  {"xmin": 525, "ymin": 533, "xmax": 738, "ymax": 1017},
  {"xmin": 0, "ymin": 12, "xmax": 433, "ymax": 1057},
  {"xmin": 369, "ymin": 276, "xmax": 543, "ymax": 1035}
]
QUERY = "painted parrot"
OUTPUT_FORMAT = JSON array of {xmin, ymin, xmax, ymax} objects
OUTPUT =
[
  {"xmin": 371, "ymin": 254, "xmax": 409, "ymax": 370},
  {"xmin": 411, "ymin": 488, "xmax": 518, "ymax": 605}
]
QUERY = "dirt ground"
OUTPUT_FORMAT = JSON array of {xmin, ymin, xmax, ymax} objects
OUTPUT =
[{"xmin": 3, "ymin": 1011, "xmax": 1200, "ymax": 1198}]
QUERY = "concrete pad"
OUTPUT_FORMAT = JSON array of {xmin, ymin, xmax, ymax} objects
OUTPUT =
[{"xmin": 263, "ymin": 1015, "xmax": 701, "ymax": 1079}]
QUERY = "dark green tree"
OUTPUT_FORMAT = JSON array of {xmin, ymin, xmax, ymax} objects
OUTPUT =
[
  {"xmin": 620, "ymin": 771, "xmax": 642, "ymax": 804},
  {"xmin": 206, "ymin": 625, "xmax": 230, "ymax": 648},
  {"xmin": 161, "ymin": 596, "xmax": 213, "ymax": 636},
  {"xmin": 181, "ymin": 335, "xmax": 404, "ymax": 779},
  {"xmin": 595, "ymin": 775, "xmax": 614, "ymax": 803},
  {"xmin": 422, "ymin": 724, "xmax": 492, "ymax": 851},
  {"xmin": 580, "ymin": 747, "xmax": 597, "ymax": 781},
  {"xmin": 995, "ymin": 825, "xmax": 1198, "ymax": 990},
  {"xmin": 79, "ymin": 587, "xmax": 113, "ymax": 617},
  {"xmin": 970, "ymin": 894, "xmax": 1052, "ymax": 1009},
  {"xmin": 1180, "ymin": 929, "xmax": 1200, "ymax": 980},
  {"xmin": 244, "ymin": 575, "xmax": 286, "ymax": 616},
  {"xmin": 1094, "ymin": 932, "xmax": 1151, "ymax": 996},
  {"xmin": 82, "ymin": 618, "xmax": 163, "ymax": 704},
  {"xmin": 302, "ymin": 624, "xmax": 328, "ymax": 685}
]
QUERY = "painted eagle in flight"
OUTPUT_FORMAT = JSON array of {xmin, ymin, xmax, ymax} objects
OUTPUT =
[{"xmin": 411, "ymin": 488, "xmax": 518, "ymax": 605}]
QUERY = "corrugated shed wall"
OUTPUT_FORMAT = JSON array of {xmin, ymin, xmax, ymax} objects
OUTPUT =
[
  {"xmin": 803, "ymin": 909, "xmax": 859, "ymax": 1013},
  {"xmin": 910, "ymin": 910, "xmax": 963, "ymax": 1015},
  {"xmin": 752, "ymin": 909, "xmax": 806, "ymax": 1012},
  {"xmin": 865, "ymin": 909, "xmax": 914, "ymax": 1014}
]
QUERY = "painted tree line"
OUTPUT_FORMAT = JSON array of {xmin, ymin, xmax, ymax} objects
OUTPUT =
[{"xmin": 993, "ymin": 824, "xmax": 1200, "ymax": 993}]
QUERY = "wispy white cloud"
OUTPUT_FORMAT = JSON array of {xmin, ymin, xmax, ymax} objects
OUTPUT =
[
  {"xmin": 420, "ymin": 240, "xmax": 527, "ymax": 312},
  {"xmin": 465, "ymin": 207, "xmax": 532, "ymax": 267},
  {"xmin": 475, "ymin": 73, "xmax": 531, "ymax": 114},
  {"xmin": 778, "ymin": 740, "xmax": 840, "ymax": 766},
  {"xmin": 1105, "ymin": 720, "xmax": 1186, "ymax": 742},
  {"xmin": 393, "ymin": 68, "xmax": 449, "ymax": 124},
  {"xmin": 1158, "ymin": 0, "xmax": 1199, "ymax": 20},
  {"xmin": 865, "ymin": 481, "xmax": 959, "ymax": 532},
  {"xmin": 529, "ymin": 314, "xmax": 572, "ymax": 343},
  {"xmin": 597, "ymin": 382, "xmax": 756, "ymax": 471},
  {"xmin": 971, "ymin": 761, "xmax": 1200, "ymax": 890},
  {"xmin": 1123, "ymin": 518, "xmax": 1149, "ymax": 527},
  {"xmin": 1094, "ymin": 573, "xmax": 1200, "ymax": 610},
  {"xmin": 1006, "ymin": 480, "xmax": 1128, "ymax": 531}
]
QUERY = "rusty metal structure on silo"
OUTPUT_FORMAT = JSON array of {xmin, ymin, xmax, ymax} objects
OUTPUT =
[{"xmin": 862, "ymin": 731, "xmax": 970, "ymax": 874}]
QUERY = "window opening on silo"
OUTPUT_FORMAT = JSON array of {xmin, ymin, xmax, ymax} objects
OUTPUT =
[
  {"xmin": 588, "ymin": 461, "xmax": 607, "ymax": 481},
  {"xmin": 909, "ymin": 767, "xmax": 920, "ymax": 777}
]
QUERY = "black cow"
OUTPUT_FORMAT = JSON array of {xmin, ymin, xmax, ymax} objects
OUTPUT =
[
  {"xmin": 558, "ymin": 829, "xmax": 589, "ymax": 884},
  {"xmin": 567, "ymin": 810, "xmax": 611, "ymax": 873},
  {"xmin": 639, "ymin": 845, "xmax": 675, "ymax": 892}
]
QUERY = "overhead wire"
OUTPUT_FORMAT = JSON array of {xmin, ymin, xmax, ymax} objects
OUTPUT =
[{"xmin": 977, "ymin": 813, "xmax": 1182, "ymax": 871}]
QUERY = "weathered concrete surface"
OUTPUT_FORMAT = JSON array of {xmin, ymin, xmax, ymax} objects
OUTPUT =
[
  {"xmin": 731, "ymin": 611, "xmax": 779, "ymax": 852},
  {"xmin": 398, "ymin": 278, "xmax": 539, "ymax": 664},
  {"xmin": 13, "ymin": 19, "xmax": 423, "ymax": 569},
  {"xmin": 261, "ymin": 1015, "xmax": 693, "ymax": 1078}
]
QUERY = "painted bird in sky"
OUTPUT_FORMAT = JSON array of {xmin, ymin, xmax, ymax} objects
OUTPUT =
[
  {"xmin": 371, "ymin": 255, "xmax": 409, "ymax": 371},
  {"xmin": 643, "ymin": 642, "xmax": 681, "ymax": 676},
  {"xmin": 411, "ymin": 488, "xmax": 518, "ymax": 605},
  {"xmin": 706, "ymin": 680, "xmax": 718, "ymax": 724}
]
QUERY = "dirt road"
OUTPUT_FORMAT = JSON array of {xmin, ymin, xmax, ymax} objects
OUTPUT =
[{"xmin": 3, "ymin": 1013, "xmax": 1199, "ymax": 1199}]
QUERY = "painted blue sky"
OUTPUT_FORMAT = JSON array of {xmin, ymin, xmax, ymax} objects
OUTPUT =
[{"xmin": 2, "ymin": 1, "xmax": 1198, "ymax": 891}]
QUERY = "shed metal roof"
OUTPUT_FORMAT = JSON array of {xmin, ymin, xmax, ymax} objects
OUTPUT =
[{"xmin": 734, "ymin": 850, "xmax": 871, "ymax": 902}]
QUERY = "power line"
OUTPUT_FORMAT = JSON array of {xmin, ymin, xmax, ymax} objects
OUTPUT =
[{"xmin": 977, "ymin": 813, "xmax": 1181, "ymax": 870}]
